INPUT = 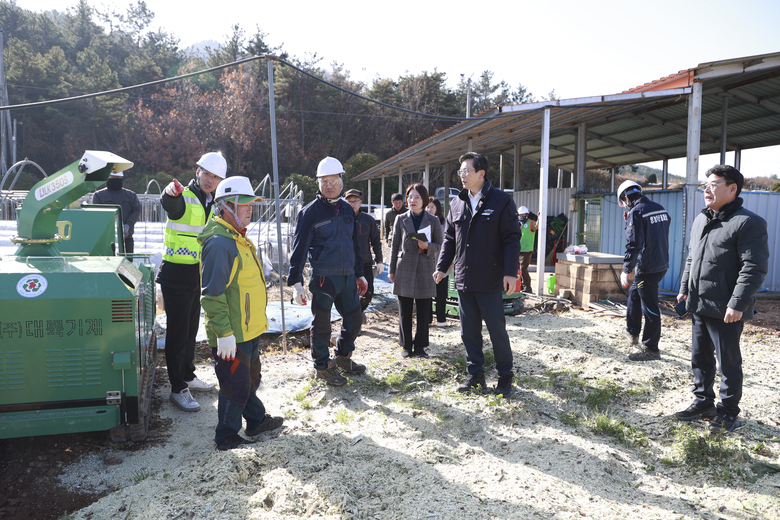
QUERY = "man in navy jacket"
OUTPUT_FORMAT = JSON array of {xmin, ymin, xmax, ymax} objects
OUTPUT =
[
  {"xmin": 617, "ymin": 180, "xmax": 671, "ymax": 362},
  {"xmin": 288, "ymin": 157, "xmax": 368, "ymax": 386},
  {"xmin": 434, "ymin": 152, "xmax": 521, "ymax": 397}
]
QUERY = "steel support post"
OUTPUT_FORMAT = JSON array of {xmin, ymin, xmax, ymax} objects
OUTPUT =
[
  {"xmin": 267, "ymin": 58, "xmax": 287, "ymax": 353},
  {"xmin": 720, "ymin": 97, "xmax": 729, "ymax": 165},
  {"xmin": 684, "ymin": 81, "xmax": 703, "ymax": 265},
  {"xmin": 535, "ymin": 108, "xmax": 551, "ymax": 296}
]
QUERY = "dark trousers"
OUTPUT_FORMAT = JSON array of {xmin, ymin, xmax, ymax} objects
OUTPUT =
[
  {"xmin": 626, "ymin": 270, "xmax": 666, "ymax": 350},
  {"xmin": 690, "ymin": 312, "xmax": 744, "ymax": 416},
  {"xmin": 431, "ymin": 275, "xmax": 449, "ymax": 323},
  {"xmin": 161, "ymin": 285, "xmax": 199, "ymax": 393},
  {"xmin": 458, "ymin": 290, "xmax": 513, "ymax": 376},
  {"xmin": 213, "ymin": 336, "xmax": 265, "ymax": 444},
  {"xmin": 125, "ymin": 236, "xmax": 134, "ymax": 254},
  {"xmin": 518, "ymin": 252, "xmax": 532, "ymax": 292},
  {"xmin": 398, "ymin": 295, "xmax": 431, "ymax": 353},
  {"xmin": 309, "ymin": 275, "xmax": 362, "ymax": 370},
  {"xmin": 359, "ymin": 263, "xmax": 375, "ymax": 312}
]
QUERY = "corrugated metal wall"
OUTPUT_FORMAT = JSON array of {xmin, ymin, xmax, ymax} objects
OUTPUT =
[
  {"xmin": 513, "ymin": 187, "xmax": 577, "ymax": 244},
  {"xmin": 600, "ymin": 190, "xmax": 779, "ymax": 292},
  {"xmin": 737, "ymin": 191, "xmax": 779, "ymax": 292}
]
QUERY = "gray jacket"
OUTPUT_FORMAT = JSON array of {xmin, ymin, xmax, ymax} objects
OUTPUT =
[
  {"xmin": 389, "ymin": 210, "xmax": 442, "ymax": 299},
  {"xmin": 680, "ymin": 198, "xmax": 768, "ymax": 320}
]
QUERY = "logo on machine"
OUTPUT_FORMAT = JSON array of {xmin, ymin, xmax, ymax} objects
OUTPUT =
[
  {"xmin": 35, "ymin": 171, "xmax": 74, "ymax": 201},
  {"xmin": 16, "ymin": 275, "xmax": 49, "ymax": 298}
]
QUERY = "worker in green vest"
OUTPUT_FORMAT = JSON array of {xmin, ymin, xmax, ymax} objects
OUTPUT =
[
  {"xmin": 518, "ymin": 206, "xmax": 539, "ymax": 293},
  {"xmin": 157, "ymin": 152, "xmax": 226, "ymax": 412}
]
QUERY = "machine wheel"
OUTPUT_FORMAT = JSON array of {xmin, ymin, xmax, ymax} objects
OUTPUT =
[
  {"xmin": 512, "ymin": 298, "xmax": 525, "ymax": 315},
  {"xmin": 109, "ymin": 331, "xmax": 157, "ymax": 442}
]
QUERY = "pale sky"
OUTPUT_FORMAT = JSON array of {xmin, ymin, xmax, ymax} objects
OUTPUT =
[{"xmin": 17, "ymin": 0, "xmax": 780, "ymax": 178}]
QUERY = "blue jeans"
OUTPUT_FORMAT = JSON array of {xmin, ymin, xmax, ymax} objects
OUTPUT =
[
  {"xmin": 213, "ymin": 336, "xmax": 265, "ymax": 445},
  {"xmin": 626, "ymin": 270, "xmax": 666, "ymax": 350},
  {"xmin": 309, "ymin": 274, "xmax": 362, "ymax": 370},
  {"xmin": 457, "ymin": 290, "xmax": 513, "ymax": 377},
  {"xmin": 690, "ymin": 312, "xmax": 744, "ymax": 416}
]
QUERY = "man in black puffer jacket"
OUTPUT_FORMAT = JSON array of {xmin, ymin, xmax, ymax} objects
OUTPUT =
[{"xmin": 675, "ymin": 165, "xmax": 768, "ymax": 433}]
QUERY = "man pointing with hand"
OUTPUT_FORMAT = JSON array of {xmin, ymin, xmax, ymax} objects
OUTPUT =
[{"xmin": 157, "ymin": 152, "xmax": 225, "ymax": 412}]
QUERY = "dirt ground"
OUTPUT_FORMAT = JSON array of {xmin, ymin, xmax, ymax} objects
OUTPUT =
[{"xmin": 1, "ymin": 296, "xmax": 779, "ymax": 520}]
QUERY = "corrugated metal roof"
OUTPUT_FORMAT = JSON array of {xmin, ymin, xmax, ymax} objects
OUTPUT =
[{"xmin": 354, "ymin": 51, "xmax": 780, "ymax": 182}]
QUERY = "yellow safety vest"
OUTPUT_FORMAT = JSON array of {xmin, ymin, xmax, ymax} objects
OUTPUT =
[{"xmin": 163, "ymin": 188, "xmax": 210, "ymax": 264}]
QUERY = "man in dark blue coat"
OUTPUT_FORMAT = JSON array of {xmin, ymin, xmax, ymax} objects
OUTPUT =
[
  {"xmin": 617, "ymin": 180, "xmax": 671, "ymax": 361},
  {"xmin": 288, "ymin": 157, "xmax": 368, "ymax": 387},
  {"xmin": 675, "ymin": 165, "xmax": 768, "ymax": 433},
  {"xmin": 434, "ymin": 152, "xmax": 521, "ymax": 397}
]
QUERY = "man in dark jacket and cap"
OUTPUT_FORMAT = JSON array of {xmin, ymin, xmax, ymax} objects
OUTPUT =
[
  {"xmin": 344, "ymin": 189, "xmax": 384, "ymax": 318},
  {"xmin": 617, "ymin": 180, "xmax": 671, "ymax": 362},
  {"xmin": 91, "ymin": 171, "xmax": 142, "ymax": 253},
  {"xmin": 434, "ymin": 152, "xmax": 521, "ymax": 398},
  {"xmin": 675, "ymin": 165, "xmax": 768, "ymax": 433},
  {"xmin": 384, "ymin": 193, "xmax": 406, "ymax": 243}
]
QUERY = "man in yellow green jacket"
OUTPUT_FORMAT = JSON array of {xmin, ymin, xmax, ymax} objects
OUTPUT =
[{"xmin": 199, "ymin": 176, "xmax": 283, "ymax": 451}]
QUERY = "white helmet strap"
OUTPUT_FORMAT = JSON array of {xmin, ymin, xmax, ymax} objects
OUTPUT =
[{"xmin": 220, "ymin": 195, "xmax": 246, "ymax": 228}]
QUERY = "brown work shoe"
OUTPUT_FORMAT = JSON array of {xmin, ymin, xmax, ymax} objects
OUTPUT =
[
  {"xmin": 316, "ymin": 360, "xmax": 347, "ymax": 386},
  {"xmin": 628, "ymin": 348, "xmax": 661, "ymax": 361},
  {"xmin": 334, "ymin": 353, "xmax": 366, "ymax": 374}
]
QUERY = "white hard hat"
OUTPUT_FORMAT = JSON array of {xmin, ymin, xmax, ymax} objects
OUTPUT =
[
  {"xmin": 316, "ymin": 156, "xmax": 345, "ymax": 178},
  {"xmin": 215, "ymin": 176, "xmax": 260, "ymax": 203},
  {"xmin": 617, "ymin": 180, "xmax": 642, "ymax": 200},
  {"xmin": 197, "ymin": 152, "xmax": 227, "ymax": 179},
  {"xmin": 518, "ymin": 206, "xmax": 529, "ymax": 215}
]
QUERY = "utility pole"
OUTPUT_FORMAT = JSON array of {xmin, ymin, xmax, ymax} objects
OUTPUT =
[
  {"xmin": 462, "ymin": 74, "xmax": 472, "ymax": 118},
  {"xmin": 1, "ymin": 30, "xmax": 8, "ymax": 174}
]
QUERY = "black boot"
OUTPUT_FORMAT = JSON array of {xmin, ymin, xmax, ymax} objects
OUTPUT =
[
  {"xmin": 456, "ymin": 370, "xmax": 486, "ymax": 393},
  {"xmin": 494, "ymin": 374, "xmax": 513, "ymax": 398}
]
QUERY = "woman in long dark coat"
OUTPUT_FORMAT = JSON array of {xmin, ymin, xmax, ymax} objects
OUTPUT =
[{"xmin": 388, "ymin": 184, "xmax": 443, "ymax": 357}]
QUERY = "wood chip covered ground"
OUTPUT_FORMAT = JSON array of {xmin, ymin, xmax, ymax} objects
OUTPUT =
[{"xmin": 39, "ymin": 297, "xmax": 780, "ymax": 520}]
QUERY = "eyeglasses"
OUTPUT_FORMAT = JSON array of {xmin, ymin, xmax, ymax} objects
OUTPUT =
[
  {"xmin": 699, "ymin": 181, "xmax": 732, "ymax": 191},
  {"xmin": 457, "ymin": 168, "xmax": 475, "ymax": 175},
  {"xmin": 346, "ymin": 199, "xmax": 361, "ymax": 205},
  {"xmin": 318, "ymin": 178, "xmax": 342, "ymax": 186}
]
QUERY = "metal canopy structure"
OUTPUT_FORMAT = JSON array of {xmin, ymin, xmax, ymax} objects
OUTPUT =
[
  {"xmin": 354, "ymin": 52, "xmax": 780, "ymax": 181},
  {"xmin": 354, "ymin": 51, "xmax": 780, "ymax": 295}
]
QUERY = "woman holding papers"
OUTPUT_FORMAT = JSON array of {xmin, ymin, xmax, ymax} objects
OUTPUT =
[{"xmin": 388, "ymin": 184, "xmax": 443, "ymax": 358}]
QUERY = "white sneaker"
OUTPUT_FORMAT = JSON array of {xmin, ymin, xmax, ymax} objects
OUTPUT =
[
  {"xmin": 186, "ymin": 376, "xmax": 215, "ymax": 392},
  {"xmin": 170, "ymin": 388, "xmax": 200, "ymax": 412},
  {"xmin": 437, "ymin": 322, "xmax": 448, "ymax": 327}
]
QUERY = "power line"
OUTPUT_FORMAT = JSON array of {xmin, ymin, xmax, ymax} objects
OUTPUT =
[
  {"xmin": 0, "ymin": 55, "xmax": 264, "ymax": 112},
  {"xmin": 0, "ymin": 53, "xmax": 671, "ymax": 123}
]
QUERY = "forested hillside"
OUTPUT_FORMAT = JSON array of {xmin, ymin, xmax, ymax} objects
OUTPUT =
[{"xmin": 0, "ymin": 0, "xmax": 537, "ymax": 197}]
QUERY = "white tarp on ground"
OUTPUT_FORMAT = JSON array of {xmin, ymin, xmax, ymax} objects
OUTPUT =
[{"xmin": 155, "ymin": 274, "xmax": 395, "ymax": 348}]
